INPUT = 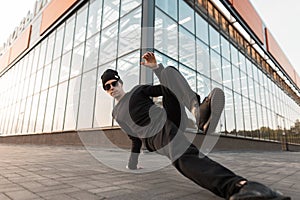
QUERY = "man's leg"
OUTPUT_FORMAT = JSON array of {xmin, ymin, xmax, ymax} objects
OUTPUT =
[{"xmin": 159, "ymin": 66, "xmax": 225, "ymax": 134}]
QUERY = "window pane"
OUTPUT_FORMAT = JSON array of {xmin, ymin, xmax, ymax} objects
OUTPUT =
[
  {"xmin": 49, "ymin": 58, "xmax": 61, "ymax": 87},
  {"xmin": 179, "ymin": 64, "xmax": 196, "ymax": 91},
  {"xmin": 70, "ymin": 43, "xmax": 84, "ymax": 78},
  {"xmin": 179, "ymin": 27, "xmax": 195, "ymax": 69},
  {"xmin": 45, "ymin": 33, "xmax": 55, "ymax": 65},
  {"xmin": 83, "ymin": 33, "xmax": 100, "ymax": 72},
  {"xmin": 155, "ymin": 9, "xmax": 178, "ymax": 59},
  {"xmin": 234, "ymin": 93, "xmax": 244, "ymax": 133},
  {"xmin": 209, "ymin": 25, "xmax": 220, "ymax": 53},
  {"xmin": 196, "ymin": 73, "xmax": 210, "ymax": 98},
  {"xmin": 243, "ymin": 97, "xmax": 251, "ymax": 134},
  {"xmin": 232, "ymin": 66, "xmax": 240, "ymax": 93},
  {"xmin": 63, "ymin": 16, "xmax": 75, "ymax": 53},
  {"xmin": 64, "ymin": 76, "xmax": 81, "ymax": 130},
  {"xmin": 222, "ymin": 58, "xmax": 232, "ymax": 89},
  {"xmin": 118, "ymin": 7, "xmax": 141, "ymax": 56},
  {"xmin": 196, "ymin": 14, "xmax": 208, "ymax": 44},
  {"xmin": 221, "ymin": 36, "xmax": 230, "ymax": 60},
  {"xmin": 53, "ymin": 82, "xmax": 68, "ymax": 131},
  {"xmin": 240, "ymin": 71, "xmax": 248, "ymax": 97},
  {"xmin": 210, "ymin": 50, "xmax": 222, "ymax": 84},
  {"xmin": 28, "ymin": 94, "xmax": 39, "ymax": 133},
  {"xmin": 41, "ymin": 64, "xmax": 51, "ymax": 91},
  {"xmin": 121, "ymin": 0, "xmax": 141, "ymax": 17},
  {"xmin": 117, "ymin": 51, "xmax": 140, "ymax": 91},
  {"xmin": 35, "ymin": 90, "xmax": 47, "ymax": 133},
  {"xmin": 102, "ymin": 0, "xmax": 120, "ymax": 29},
  {"xmin": 59, "ymin": 52, "xmax": 72, "ymax": 83},
  {"xmin": 99, "ymin": 22, "xmax": 118, "ymax": 65},
  {"xmin": 74, "ymin": 5, "xmax": 88, "ymax": 46},
  {"xmin": 87, "ymin": 0, "xmax": 103, "ymax": 38},
  {"xmin": 224, "ymin": 88, "xmax": 235, "ymax": 134},
  {"xmin": 34, "ymin": 68, "xmax": 43, "ymax": 94},
  {"xmin": 94, "ymin": 65, "xmax": 114, "ymax": 127},
  {"xmin": 156, "ymin": 0, "xmax": 177, "ymax": 20},
  {"xmin": 43, "ymin": 86, "xmax": 57, "ymax": 132},
  {"xmin": 179, "ymin": 0, "xmax": 194, "ymax": 33},
  {"xmin": 53, "ymin": 25, "xmax": 65, "ymax": 60},
  {"xmin": 196, "ymin": 39, "xmax": 209, "ymax": 76},
  {"xmin": 78, "ymin": 69, "xmax": 97, "ymax": 129}
]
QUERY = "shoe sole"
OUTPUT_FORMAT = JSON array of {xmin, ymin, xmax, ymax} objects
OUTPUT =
[{"xmin": 203, "ymin": 88, "xmax": 225, "ymax": 135}]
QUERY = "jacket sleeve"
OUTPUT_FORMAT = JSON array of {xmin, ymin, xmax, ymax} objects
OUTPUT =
[
  {"xmin": 153, "ymin": 63, "xmax": 165, "ymax": 81},
  {"xmin": 127, "ymin": 134, "xmax": 142, "ymax": 169}
]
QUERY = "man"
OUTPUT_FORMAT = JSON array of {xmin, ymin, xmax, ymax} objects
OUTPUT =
[{"xmin": 100, "ymin": 52, "xmax": 290, "ymax": 200}]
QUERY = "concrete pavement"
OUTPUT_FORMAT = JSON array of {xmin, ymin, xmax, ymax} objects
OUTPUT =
[{"xmin": 0, "ymin": 144, "xmax": 299, "ymax": 200}]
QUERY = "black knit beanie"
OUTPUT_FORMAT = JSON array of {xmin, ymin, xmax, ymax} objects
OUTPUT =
[{"xmin": 101, "ymin": 69, "xmax": 121, "ymax": 89}]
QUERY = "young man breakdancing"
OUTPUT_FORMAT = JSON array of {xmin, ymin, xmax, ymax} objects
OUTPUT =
[{"xmin": 101, "ymin": 52, "xmax": 290, "ymax": 200}]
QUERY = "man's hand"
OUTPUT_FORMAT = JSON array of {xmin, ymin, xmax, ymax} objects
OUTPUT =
[{"xmin": 141, "ymin": 52, "xmax": 158, "ymax": 69}]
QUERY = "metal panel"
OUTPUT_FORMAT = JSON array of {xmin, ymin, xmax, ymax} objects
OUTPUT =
[
  {"xmin": 231, "ymin": 0, "xmax": 264, "ymax": 43},
  {"xmin": 9, "ymin": 25, "xmax": 32, "ymax": 64},
  {"xmin": 40, "ymin": 0, "xmax": 78, "ymax": 35},
  {"xmin": 265, "ymin": 28, "xmax": 297, "ymax": 85},
  {"xmin": 0, "ymin": 49, "xmax": 11, "ymax": 73}
]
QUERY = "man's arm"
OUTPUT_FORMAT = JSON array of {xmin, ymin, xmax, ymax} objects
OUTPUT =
[{"xmin": 141, "ymin": 52, "xmax": 165, "ymax": 81}]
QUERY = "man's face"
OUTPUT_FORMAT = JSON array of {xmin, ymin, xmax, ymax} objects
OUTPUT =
[{"xmin": 104, "ymin": 79, "xmax": 123, "ymax": 99}]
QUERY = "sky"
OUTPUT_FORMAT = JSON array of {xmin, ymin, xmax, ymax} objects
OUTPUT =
[
  {"xmin": 249, "ymin": 0, "xmax": 300, "ymax": 77},
  {"xmin": 0, "ymin": 0, "xmax": 299, "ymax": 77}
]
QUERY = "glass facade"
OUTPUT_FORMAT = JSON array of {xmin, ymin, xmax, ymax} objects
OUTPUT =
[{"xmin": 0, "ymin": 0, "xmax": 299, "ymax": 145}]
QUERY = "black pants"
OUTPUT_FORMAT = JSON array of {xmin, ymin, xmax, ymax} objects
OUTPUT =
[{"xmin": 145, "ymin": 66, "xmax": 245, "ymax": 199}]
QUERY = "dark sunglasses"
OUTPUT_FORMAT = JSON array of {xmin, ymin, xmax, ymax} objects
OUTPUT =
[{"xmin": 104, "ymin": 81, "xmax": 118, "ymax": 90}]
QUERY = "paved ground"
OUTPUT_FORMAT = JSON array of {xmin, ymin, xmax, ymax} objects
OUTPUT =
[{"xmin": 0, "ymin": 144, "xmax": 299, "ymax": 200}]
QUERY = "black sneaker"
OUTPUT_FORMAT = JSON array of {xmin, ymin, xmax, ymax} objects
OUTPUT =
[
  {"xmin": 230, "ymin": 181, "xmax": 291, "ymax": 200},
  {"xmin": 198, "ymin": 88, "xmax": 224, "ymax": 134}
]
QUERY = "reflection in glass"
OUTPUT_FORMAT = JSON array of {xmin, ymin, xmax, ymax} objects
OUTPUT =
[
  {"xmin": 121, "ymin": 0, "xmax": 141, "ymax": 17},
  {"xmin": 34, "ymin": 68, "xmax": 43, "ymax": 94},
  {"xmin": 196, "ymin": 14, "xmax": 208, "ymax": 44},
  {"xmin": 179, "ymin": 27, "xmax": 196, "ymax": 69},
  {"xmin": 156, "ymin": 0, "xmax": 177, "ymax": 20},
  {"xmin": 210, "ymin": 50, "xmax": 222, "ymax": 84},
  {"xmin": 78, "ymin": 70, "xmax": 97, "ymax": 129},
  {"xmin": 64, "ymin": 76, "xmax": 81, "ymax": 130},
  {"xmin": 224, "ymin": 88, "xmax": 235, "ymax": 134},
  {"xmin": 83, "ymin": 33, "xmax": 100, "ymax": 72},
  {"xmin": 53, "ymin": 82, "xmax": 68, "ymax": 131},
  {"xmin": 28, "ymin": 94, "xmax": 39, "ymax": 133},
  {"xmin": 209, "ymin": 25, "xmax": 220, "ymax": 53},
  {"xmin": 221, "ymin": 36, "xmax": 230, "ymax": 60},
  {"xmin": 94, "ymin": 63, "xmax": 115, "ymax": 127},
  {"xmin": 102, "ymin": 0, "xmax": 120, "ymax": 29},
  {"xmin": 242, "ymin": 97, "xmax": 251, "ymax": 135},
  {"xmin": 234, "ymin": 93, "xmax": 244, "ymax": 134},
  {"xmin": 49, "ymin": 58, "xmax": 61, "ymax": 87},
  {"xmin": 240, "ymin": 71, "xmax": 248, "ymax": 97},
  {"xmin": 99, "ymin": 22, "xmax": 118, "ymax": 65},
  {"xmin": 87, "ymin": 0, "xmax": 103, "ymax": 38},
  {"xmin": 53, "ymin": 25, "xmax": 65, "ymax": 60},
  {"xmin": 231, "ymin": 45, "xmax": 238, "ymax": 67},
  {"xmin": 35, "ymin": 90, "xmax": 47, "ymax": 133},
  {"xmin": 117, "ymin": 51, "xmax": 140, "ymax": 92},
  {"xmin": 232, "ymin": 66, "xmax": 240, "ymax": 93},
  {"xmin": 155, "ymin": 9, "xmax": 178, "ymax": 59},
  {"xmin": 70, "ymin": 43, "xmax": 84, "ymax": 78},
  {"xmin": 196, "ymin": 39, "xmax": 209, "ymax": 76},
  {"xmin": 196, "ymin": 73, "xmax": 210, "ymax": 98},
  {"xmin": 221, "ymin": 58, "xmax": 232, "ymax": 89},
  {"xmin": 63, "ymin": 16, "xmax": 75, "ymax": 53},
  {"xmin": 179, "ymin": 64, "xmax": 196, "ymax": 91},
  {"xmin": 45, "ymin": 34, "xmax": 55, "ymax": 65},
  {"xmin": 179, "ymin": 0, "xmax": 194, "ymax": 33},
  {"xmin": 74, "ymin": 5, "xmax": 88, "ymax": 47},
  {"xmin": 59, "ymin": 52, "xmax": 72, "ymax": 83},
  {"xmin": 43, "ymin": 86, "xmax": 57, "ymax": 132},
  {"xmin": 119, "ymin": 7, "xmax": 141, "ymax": 56}
]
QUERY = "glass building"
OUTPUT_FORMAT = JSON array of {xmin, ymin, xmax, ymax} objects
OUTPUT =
[{"xmin": 0, "ymin": 0, "xmax": 299, "ymax": 145}]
